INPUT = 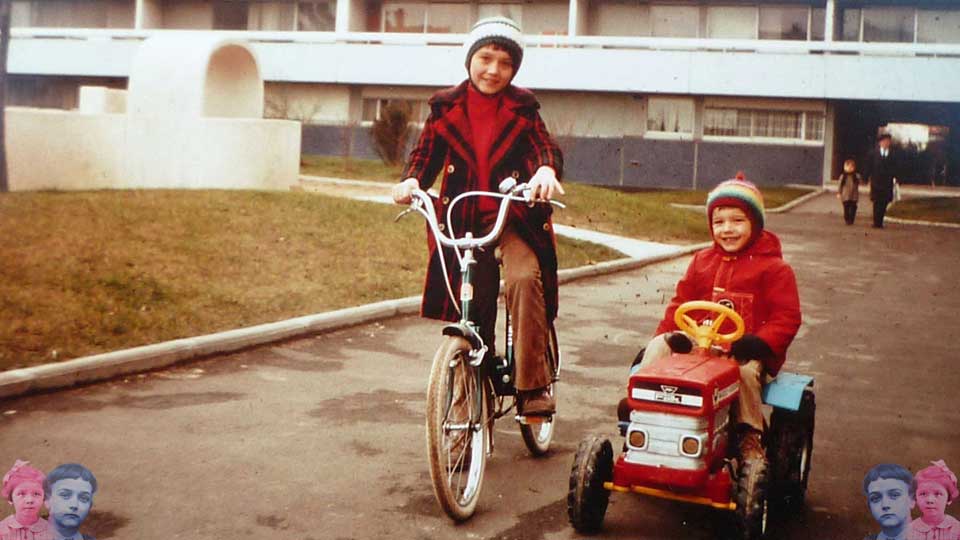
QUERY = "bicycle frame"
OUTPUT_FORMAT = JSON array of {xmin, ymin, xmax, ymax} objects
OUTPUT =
[{"xmin": 401, "ymin": 182, "xmax": 562, "ymax": 426}]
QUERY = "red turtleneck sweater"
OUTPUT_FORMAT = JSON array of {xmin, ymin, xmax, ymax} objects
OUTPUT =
[{"xmin": 466, "ymin": 83, "xmax": 502, "ymax": 217}]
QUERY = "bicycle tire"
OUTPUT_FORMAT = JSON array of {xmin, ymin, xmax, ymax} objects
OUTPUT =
[
  {"xmin": 520, "ymin": 325, "xmax": 560, "ymax": 456},
  {"xmin": 426, "ymin": 336, "xmax": 489, "ymax": 521}
]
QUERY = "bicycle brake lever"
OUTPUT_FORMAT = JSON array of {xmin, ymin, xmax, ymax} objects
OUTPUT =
[{"xmin": 394, "ymin": 208, "xmax": 414, "ymax": 222}]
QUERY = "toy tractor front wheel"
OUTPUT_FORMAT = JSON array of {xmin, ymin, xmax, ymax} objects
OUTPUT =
[
  {"xmin": 567, "ymin": 436, "xmax": 613, "ymax": 534},
  {"xmin": 735, "ymin": 458, "xmax": 770, "ymax": 540}
]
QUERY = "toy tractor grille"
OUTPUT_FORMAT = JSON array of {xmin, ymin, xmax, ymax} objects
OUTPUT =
[{"xmin": 631, "ymin": 382, "xmax": 704, "ymax": 408}]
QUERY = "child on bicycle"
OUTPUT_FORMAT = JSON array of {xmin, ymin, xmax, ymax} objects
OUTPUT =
[
  {"xmin": 391, "ymin": 16, "xmax": 564, "ymax": 416},
  {"xmin": 631, "ymin": 175, "xmax": 801, "ymax": 465}
]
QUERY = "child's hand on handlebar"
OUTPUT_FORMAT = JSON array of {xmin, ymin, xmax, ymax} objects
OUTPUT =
[
  {"xmin": 392, "ymin": 178, "xmax": 420, "ymax": 204},
  {"xmin": 527, "ymin": 166, "xmax": 564, "ymax": 201}
]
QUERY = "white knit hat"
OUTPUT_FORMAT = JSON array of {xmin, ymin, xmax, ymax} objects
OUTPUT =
[{"xmin": 463, "ymin": 16, "xmax": 525, "ymax": 73}]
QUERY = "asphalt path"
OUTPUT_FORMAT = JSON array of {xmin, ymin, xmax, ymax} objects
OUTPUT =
[{"xmin": 1, "ymin": 193, "xmax": 958, "ymax": 539}]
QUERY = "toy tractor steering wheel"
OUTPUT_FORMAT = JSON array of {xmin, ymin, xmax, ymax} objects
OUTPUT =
[{"xmin": 674, "ymin": 300, "xmax": 745, "ymax": 350}]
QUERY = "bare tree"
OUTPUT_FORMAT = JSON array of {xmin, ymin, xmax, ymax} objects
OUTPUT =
[{"xmin": 0, "ymin": 0, "xmax": 10, "ymax": 192}]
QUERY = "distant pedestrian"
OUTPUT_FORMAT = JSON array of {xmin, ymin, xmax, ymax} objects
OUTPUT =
[
  {"xmin": 837, "ymin": 158, "xmax": 863, "ymax": 225},
  {"xmin": 865, "ymin": 133, "xmax": 900, "ymax": 228}
]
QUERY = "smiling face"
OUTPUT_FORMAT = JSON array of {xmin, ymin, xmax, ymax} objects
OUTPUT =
[
  {"xmin": 916, "ymin": 481, "xmax": 950, "ymax": 523},
  {"xmin": 10, "ymin": 480, "xmax": 44, "ymax": 525},
  {"xmin": 711, "ymin": 206, "xmax": 753, "ymax": 253},
  {"xmin": 867, "ymin": 478, "xmax": 915, "ymax": 532},
  {"xmin": 46, "ymin": 478, "xmax": 94, "ymax": 531},
  {"xmin": 468, "ymin": 44, "xmax": 514, "ymax": 95}
]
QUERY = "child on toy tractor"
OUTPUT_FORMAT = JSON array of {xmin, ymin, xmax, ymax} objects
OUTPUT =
[{"xmin": 626, "ymin": 174, "xmax": 802, "ymax": 467}]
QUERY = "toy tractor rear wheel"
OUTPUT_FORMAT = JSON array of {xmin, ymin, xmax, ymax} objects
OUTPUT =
[
  {"xmin": 767, "ymin": 388, "xmax": 815, "ymax": 511},
  {"xmin": 567, "ymin": 435, "xmax": 613, "ymax": 534},
  {"xmin": 735, "ymin": 458, "xmax": 770, "ymax": 540}
]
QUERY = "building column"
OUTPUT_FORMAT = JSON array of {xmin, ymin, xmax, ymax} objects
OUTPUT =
[
  {"xmin": 134, "ymin": 0, "xmax": 143, "ymax": 29},
  {"xmin": 336, "ymin": 0, "xmax": 351, "ymax": 35},
  {"xmin": 822, "ymin": 101, "xmax": 836, "ymax": 187},
  {"xmin": 568, "ymin": 0, "xmax": 579, "ymax": 36},
  {"xmin": 824, "ymin": 0, "xmax": 836, "ymax": 42}
]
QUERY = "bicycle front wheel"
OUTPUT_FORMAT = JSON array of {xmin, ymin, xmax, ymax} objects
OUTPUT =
[{"xmin": 425, "ymin": 336, "xmax": 489, "ymax": 521}]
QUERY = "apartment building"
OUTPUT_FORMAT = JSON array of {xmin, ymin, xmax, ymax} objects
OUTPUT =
[{"xmin": 9, "ymin": 0, "xmax": 960, "ymax": 187}]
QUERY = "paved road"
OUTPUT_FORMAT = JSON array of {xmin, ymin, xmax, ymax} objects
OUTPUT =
[{"xmin": 1, "ymin": 193, "xmax": 958, "ymax": 539}]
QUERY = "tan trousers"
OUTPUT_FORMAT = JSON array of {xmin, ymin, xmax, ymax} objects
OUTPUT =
[
  {"xmin": 474, "ymin": 225, "xmax": 552, "ymax": 392},
  {"xmin": 638, "ymin": 334, "xmax": 766, "ymax": 431}
]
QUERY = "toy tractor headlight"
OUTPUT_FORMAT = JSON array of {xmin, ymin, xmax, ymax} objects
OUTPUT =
[
  {"xmin": 627, "ymin": 428, "xmax": 648, "ymax": 450},
  {"xmin": 679, "ymin": 435, "xmax": 703, "ymax": 457}
]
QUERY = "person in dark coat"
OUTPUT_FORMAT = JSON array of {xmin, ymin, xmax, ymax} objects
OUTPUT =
[
  {"xmin": 865, "ymin": 133, "xmax": 900, "ymax": 228},
  {"xmin": 392, "ymin": 16, "xmax": 564, "ymax": 415}
]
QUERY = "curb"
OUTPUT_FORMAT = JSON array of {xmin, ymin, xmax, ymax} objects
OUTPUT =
[
  {"xmin": 0, "ymin": 245, "xmax": 708, "ymax": 401},
  {"xmin": 884, "ymin": 217, "xmax": 960, "ymax": 229}
]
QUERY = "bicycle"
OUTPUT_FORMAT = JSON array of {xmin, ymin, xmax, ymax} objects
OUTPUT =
[{"xmin": 395, "ymin": 179, "xmax": 564, "ymax": 521}]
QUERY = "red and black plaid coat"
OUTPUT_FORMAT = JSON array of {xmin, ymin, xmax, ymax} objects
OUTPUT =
[{"xmin": 401, "ymin": 80, "xmax": 564, "ymax": 323}]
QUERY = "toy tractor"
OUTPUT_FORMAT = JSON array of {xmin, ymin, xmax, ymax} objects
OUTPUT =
[{"xmin": 567, "ymin": 301, "xmax": 815, "ymax": 539}]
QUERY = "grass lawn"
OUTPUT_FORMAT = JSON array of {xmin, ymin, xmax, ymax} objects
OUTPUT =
[
  {"xmin": 0, "ymin": 190, "xmax": 618, "ymax": 370},
  {"xmin": 889, "ymin": 197, "xmax": 960, "ymax": 224}
]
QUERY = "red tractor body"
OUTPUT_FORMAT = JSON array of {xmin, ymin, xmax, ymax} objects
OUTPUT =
[{"xmin": 611, "ymin": 350, "xmax": 741, "ymax": 506}]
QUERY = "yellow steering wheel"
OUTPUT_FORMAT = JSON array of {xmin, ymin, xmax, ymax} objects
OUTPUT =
[{"xmin": 674, "ymin": 300, "xmax": 745, "ymax": 350}]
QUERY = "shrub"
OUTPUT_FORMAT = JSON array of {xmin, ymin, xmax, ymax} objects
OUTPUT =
[{"xmin": 371, "ymin": 101, "xmax": 411, "ymax": 166}]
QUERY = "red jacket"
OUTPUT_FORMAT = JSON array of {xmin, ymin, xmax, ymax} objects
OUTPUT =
[
  {"xmin": 401, "ymin": 81, "xmax": 564, "ymax": 323},
  {"xmin": 654, "ymin": 231, "xmax": 801, "ymax": 376}
]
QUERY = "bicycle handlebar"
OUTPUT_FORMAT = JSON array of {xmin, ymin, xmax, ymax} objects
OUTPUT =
[{"xmin": 397, "ymin": 181, "xmax": 564, "ymax": 251}]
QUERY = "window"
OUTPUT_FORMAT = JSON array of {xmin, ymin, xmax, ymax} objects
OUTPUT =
[
  {"xmin": 248, "ymin": 3, "xmax": 295, "ymax": 30},
  {"xmin": 427, "ymin": 3, "xmax": 472, "ymax": 33},
  {"xmin": 523, "ymin": 1, "xmax": 568, "ymax": 36},
  {"xmin": 383, "ymin": 2, "xmax": 427, "ymax": 32},
  {"xmin": 478, "ymin": 4, "xmax": 523, "ymax": 26},
  {"xmin": 840, "ymin": 9, "xmax": 861, "ymax": 41},
  {"xmin": 705, "ymin": 108, "xmax": 823, "ymax": 142},
  {"xmin": 382, "ymin": 2, "xmax": 471, "ymax": 33},
  {"xmin": 214, "ymin": 1, "xmax": 249, "ymax": 30},
  {"xmin": 588, "ymin": 1, "xmax": 650, "ymax": 37},
  {"xmin": 646, "ymin": 98, "xmax": 694, "ymax": 135},
  {"xmin": 298, "ymin": 1, "xmax": 336, "ymax": 31},
  {"xmin": 706, "ymin": 6, "xmax": 756, "ymax": 39},
  {"xmin": 704, "ymin": 108, "xmax": 750, "ymax": 137},
  {"xmin": 362, "ymin": 98, "xmax": 429, "ymax": 124},
  {"xmin": 863, "ymin": 7, "xmax": 915, "ymax": 43},
  {"xmin": 918, "ymin": 10, "xmax": 960, "ymax": 44},
  {"xmin": 759, "ymin": 5, "xmax": 808, "ymax": 41},
  {"xmin": 754, "ymin": 110, "xmax": 801, "ymax": 139},
  {"xmin": 804, "ymin": 112, "xmax": 825, "ymax": 142},
  {"xmin": 811, "ymin": 8, "xmax": 825, "ymax": 41},
  {"xmin": 651, "ymin": 5, "xmax": 698, "ymax": 38}
]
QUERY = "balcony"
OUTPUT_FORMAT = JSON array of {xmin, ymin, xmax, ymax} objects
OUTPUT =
[{"xmin": 10, "ymin": 28, "xmax": 960, "ymax": 103}]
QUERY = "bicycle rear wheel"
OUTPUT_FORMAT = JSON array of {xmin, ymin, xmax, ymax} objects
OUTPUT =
[
  {"xmin": 426, "ymin": 336, "xmax": 489, "ymax": 521},
  {"xmin": 519, "ymin": 325, "xmax": 560, "ymax": 456}
]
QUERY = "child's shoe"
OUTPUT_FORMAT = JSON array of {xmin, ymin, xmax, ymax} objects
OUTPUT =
[{"xmin": 520, "ymin": 388, "xmax": 555, "ymax": 416}]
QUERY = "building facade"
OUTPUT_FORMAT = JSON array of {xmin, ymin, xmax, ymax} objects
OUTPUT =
[{"xmin": 9, "ymin": 0, "xmax": 960, "ymax": 188}]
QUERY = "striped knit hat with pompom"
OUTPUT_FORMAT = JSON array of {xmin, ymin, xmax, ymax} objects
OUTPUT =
[
  {"xmin": 463, "ymin": 16, "xmax": 525, "ymax": 73},
  {"xmin": 706, "ymin": 173, "xmax": 766, "ymax": 246}
]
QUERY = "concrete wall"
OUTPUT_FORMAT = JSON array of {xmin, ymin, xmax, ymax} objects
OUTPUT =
[
  {"xmin": 163, "ymin": 2, "xmax": 212, "ymax": 30},
  {"xmin": 8, "ymin": 108, "xmax": 301, "ymax": 191}
]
